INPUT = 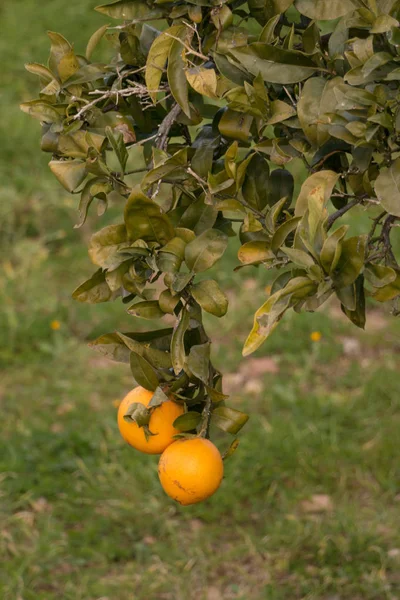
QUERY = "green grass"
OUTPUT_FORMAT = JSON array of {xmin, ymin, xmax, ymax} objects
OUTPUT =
[{"xmin": 1, "ymin": 2, "xmax": 400, "ymax": 599}]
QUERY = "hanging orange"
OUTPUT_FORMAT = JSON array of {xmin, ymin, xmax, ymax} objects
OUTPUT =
[
  {"xmin": 158, "ymin": 437, "xmax": 224, "ymax": 505},
  {"xmin": 117, "ymin": 386, "xmax": 184, "ymax": 455}
]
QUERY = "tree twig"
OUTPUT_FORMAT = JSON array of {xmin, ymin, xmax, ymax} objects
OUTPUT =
[
  {"xmin": 156, "ymin": 103, "xmax": 182, "ymax": 151},
  {"xmin": 327, "ymin": 199, "xmax": 360, "ymax": 230}
]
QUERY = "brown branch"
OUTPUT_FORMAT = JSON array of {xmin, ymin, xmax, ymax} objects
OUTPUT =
[
  {"xmin": 327, "ymin": 199, "xmax": 360, "ymax": 230},
  {"xmin": 381, "ymin": 215, "xmax": 398, "ymax": 267},
  {"xmin": 156, "ymin": 103, "xmax": 182, "ymax": 151},
  {"xmin": 367, "ymin": 211, "xmax": 386, "ymax": 243}
]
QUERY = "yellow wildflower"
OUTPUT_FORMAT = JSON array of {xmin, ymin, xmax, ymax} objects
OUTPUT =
[
  {"xmin": 310, "ymin": 331, "xmax": 322, "ymax": 342},
  {"xmin": 50, "ymin": 320, "xmax": 61, "ymax": 331}
]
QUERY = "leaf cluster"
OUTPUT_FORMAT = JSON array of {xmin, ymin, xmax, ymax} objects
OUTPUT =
[{"xmin": 22, "ymin": 0, "xmax": 400, "ymax": 441}]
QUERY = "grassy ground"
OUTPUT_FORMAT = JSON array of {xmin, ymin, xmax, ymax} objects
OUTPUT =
[{"xmin": 1, "ymin": 2, "xmax": 400, "ymax": 599}]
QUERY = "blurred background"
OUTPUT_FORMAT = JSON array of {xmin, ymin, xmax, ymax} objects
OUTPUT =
[{"xmin": 1, "ymin": 1, "xmax": 400, "ymax": 599}]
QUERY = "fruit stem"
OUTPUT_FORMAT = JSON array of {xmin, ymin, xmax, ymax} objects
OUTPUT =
[{"xmin": 199, "ymin": 395, "xmax": 212, "ymax": 438}]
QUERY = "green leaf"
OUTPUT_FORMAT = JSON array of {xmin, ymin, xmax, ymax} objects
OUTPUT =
[
  {"xmin": 295, "ymin": 171, "xmax": 339, "ymax": 216},
  {"xmin": 179, "ymin": 197, "xmax": 218, "ymax": 235},
  {"xmin": 25, "ymin": 63, "xmax": 54, "ymax": 83},
  {"xmin": 222, "ymin": 438, "xmax": 240, "ymax": 460},
  {"xmin": 333, "ymin": 235, "xmax": 367, "ymax": 288},
  {"xmin": 191, "ymin": 280, "xmax": 228, "ymax": 317},
  {"xmin": 173, "ymin": 412, "xmax": 202, "ymax": 432},
  {"xmin": 88, "ymin": 332, "xmax": 131, "ymax": 363},
  {"xmin": 88, "ymin": 224, "xmax": 128, "ymax": 268},
  {"xmin": 148, "ymin": 387, "xmax": 169, "ymax": 408},
  {"xmin": 230, "ymin": 44, "xmax": 322, "ymax": 85},
  {"xmin": 130, "ymin": 351, "xmax": 159, "ymax": 391},
  {"xmin": 242, "ymin": 154, "xmax": 270, "ymax": 211},
  {"xmin": 48, "ymin": 160, "xmax": 87, "ymax": 193},
  {"xmin": 95, "ymin": 1, "xmax": 163, "ymax": 20},
  {"xmin": 186, "ymin": 343, "xmax": 210, "ymax": 383},
  {"xmin": 297, "ymin": 77, "xmax": 339, "ymax": 147},
  {"xmin": 57, "ymin": 130, "xmax": 106, "ymax": 159},
  {"xmin": 271, "ymin": 217, "xmax": 302, "ymax": 253},
  {"xmin": 372, "ymin": 272, "xmax": 400, "ymax": 302},
  {"xmin": 294, "ymin": 0, "xmax": 357, "ymax": 20},
  {"xmin": 185, "ymin": 229, "xmax": 228, "ymax": 273},
  {"xmin": 63, "ymin": 64, "xmax": 111, "ymax": 86},
  {"xmin": 211, "ymin": 406, "xmax": 249, "ymax": 435},
  {"xmin": 364, "ymin": 263, "xmax": 397, "ymax": 288},
  {"xmin": 20, "ymin": 100, "xmax": 62, "ymax": 124},
  {"xmin": 249, "ymin": 0, "xmax": 294, "ymax": 24},
  {"xmin": 157, "ymin": 237, "xmax": 186, "ymax": 274},
  {"xmin": 340, "ymin": 275, "xmax": 366, "ymax": 329},
  {"xmin": 172, "ymin": 273, "xmax": 193, "ymax": 293},
  {"xmin": 146, "ymin": 25, "xmax": 185, "ymax": 102},
  {"xmin": 124, "ymin": 188, "xmax": 174, "ymax": 245},
  {"xmin": 105, "ymin": 260, "xmax": 131, "ymax": 292},
  {"xmin": 320, "ymin": 225, "xmax": 348, "ymax": 274},
  {"xmin": 171, "ymin": 308, "xmax": 190, "ymax": 375},
  {"xmin": 268, "ymin": 169, "xmax": 294, "ymax": 207},
  {"xmin": 72, "ymin": 269, "xmax": 113, "ymax": 303},
  {"xmin": 123, "ymin": 402, "xmax": 151, "ymax": 427},
  {"xmin": 168, "ymin": 36, "xmax": 190, "ymax": 117},
  {"xmin": 105, "ymin": 126, "xmax": 128, "ymax": 172},
  {"xmin": 218, "ymin": 109, "xmax": 253, "ymax": 142},
  {"xmin": 266, "ymin": 100, "xmax": 296, "ymax": 125},
  {"xmin": 86, "ymin": 23, "xmax": 110, "ymax": 60},
  {"xmin": 116, "ymin": 332, "xmax": 172, "ymax": 369},
  {"xmin": 259, "ymin": 15, "xmax": 281, "ymax": 43},
  {"xmin": 128, "ymin": 301, "xmax": 165, "ymax": 320},
  {"xmin": 281, "ymin": 247, "xmax": 315, "ymax": 268},
  {"xmin": 159, "ymin": 289, "xmax": 180, "ymax": 314},
  {"xmin": 141, "ymin": 149, "xmax": 187, "ymax": 190},
  {"xmin": 47, "ymin": 31, "xmax": 75, "ymax": 80},
  {"xmin": 374, "ymin": 158, "xmax": 400, "ymax": 217}
]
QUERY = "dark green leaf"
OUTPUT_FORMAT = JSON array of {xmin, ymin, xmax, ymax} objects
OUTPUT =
[
  {"xmin": 124, "ymin": 188, "xmax": 174, "ymax": 245},
  {"xmin": 185, "ymin": 229, "xmax": 228, "ymax": 273},
  {"xmin": 105, "ymin": 126, "xmax": 128, "ymax": 172},
  {"xmin": 168, "ymin": 36, "xmax": 190, "ymax": 117},
  {"xmin": 333, "ymin": 235, "xmax": 367, "ymax": 288},
  {"xmin": 374, "ymin": 158, "xmax": 400, "ymax": 217},
  {"xmin": 88, "ymin": 224, "xmax": 128, "ymax": 268},
  {"xmin": 171, "ymin": 308, "xmax": 190, "ymax": 375},
  {"xmin": 186, "ymin": 343, "xmax": 210, "ymax": 383},
  {"xmin": 230, "ymin": 44, "xmax": 323, "ymax": 85},
  {"xmin": 95, "ymin": 1, "xmax": 163, "ymax": 20},
  {"xmin": 211, "ymin": 406, "xmax": 249, "ymax": 435},
  {"xmin": 295, "ymin": 0, "xmax": 356, "ymax": 20},
  {"xmin": 191, "ymin": 280, "xmax": 228, "ymax": 317},
  {"xmin": 242, "ymin": 154, "xmax": 270, "ymax": 211},
  {"xmin": 128, "ymin": 300, "xmax": 165, "ymax": 320},
  {"xmin": 72, "ymin": 269, "xmax": 113, "ymax": 303},
  {"xmin": 88, "ymin": 332, "xmax": 131, "ymax": 363},
  {"xmin": 130, "ymin": 351, "xmax": 159, "ymax": 391},
  {"xmin": 340, "ymin": 275, "xmax": 366, "ymax": 329},
  {"xmin": 173, "ymin": 412, "xmax": 202, "ymax": 432}
]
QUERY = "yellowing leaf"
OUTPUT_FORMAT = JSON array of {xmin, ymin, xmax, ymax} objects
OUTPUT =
[
  {"xmin": 186, "ymin": 67, "xmax": 218, "ymax": 98},
  {"xmin": 295, "ymin": 171, "xmax": 339, "ymax": 216},
  {"xmin": 145, "ymin": 25, "xmax": 186, "ymax": 102}
]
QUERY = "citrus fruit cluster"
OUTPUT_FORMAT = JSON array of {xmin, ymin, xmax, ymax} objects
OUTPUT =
[{"xmin": 118, "ymin": 386, "xmax": 224, "ymax": 506}]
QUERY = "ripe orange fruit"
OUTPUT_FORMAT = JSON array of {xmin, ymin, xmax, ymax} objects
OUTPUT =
[
  {"xmin": 158, "ymin": 437, "xmax": 224, "ymax": 505},
  {"xmin": 117, "ymin": 386, "xmax": 184, "ymax": 455}
]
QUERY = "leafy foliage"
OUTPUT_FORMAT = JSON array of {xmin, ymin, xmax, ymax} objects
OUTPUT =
[{"xmin": 23, "ymin": 0, "xmax": 400, "ymax": 442}]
